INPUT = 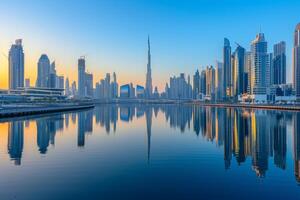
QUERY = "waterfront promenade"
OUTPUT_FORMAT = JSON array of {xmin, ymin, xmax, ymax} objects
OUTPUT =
[
  {"xmin": 1, "ymin": 99, "xmax": 300, "ymax": 119},
  {"xmin": 95, "ymin": 99, "xmax": 300, "ymax": 111},
  {"xmin": 0, "ymin": 102, "xmax": 94, "ymax": 118},
  {"xmin": 194, "ymin": 102, "xmax": 300, "ymax": 111}
]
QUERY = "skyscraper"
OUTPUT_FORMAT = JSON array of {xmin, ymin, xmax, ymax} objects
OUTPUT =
[
  {"xmin": 57, "ymin": 75, "xmax": 64, "ymax": 89},
  {"xmin": 272, "ymin": 41, "xmax": 286, "ymax": 85},
  {"xmin": 223, "ymin": 38, "xmax": 232, "ymax": 99},
  {"xmin": 215, "ymin": 61, "xmax": 223, "ymax": 101},
  {"xmin": 193, "ymin": 69, "xmax": 200, "ymax": 99},
  {"xmin": 215, "ymin": 61, "xmax": 224, "ymax": 101},
  {"xmin": 246, "ymin": 51, "xmax": 253, "ymax": 94},
  {"xmin": 9, "ymin": 39, "xmax": 24, "ymax": 89},
  {"xmin": 112, "ymin": 72, "xmax": 118, "ymax": 98},
  {"xmin": 49, "ymin": 61, "xmax": 57, "ymax": 88},
  {"xmin": 293, "ymin": 23, "xmax": 300, "ymax": 100},
  {"xmin": 71, "ymin": 81, "xmax": 77, "ymax": 96},
  {"xmin": 78, "ymin": 57, "xmax": 86, "ymax": 97},
  {"xmin": 65, "ymin": 77, "xmax": 70, "ymax": 96},
  {"xmin": 104, "ymin": 73, "xmax": 111, "ymax": 98},
  {"xmin": 233, "ymin": 45, "xmax": 246, "ymax": 96},
  {"xmin": 205, "ymin": 66, "xmax": 215, "ymax": 101},
  {"xmin": 168, "ymin": 73, "xmax": 192, "ymax": 99},
  {"xmin": 251, "ymin": 33, "xmax": 268, "ymax": 95},
  {"xmin": 145, "ymin": 36, "xmax": 153, "ymax": 98},
  {"xmin": 200, "ymin": 70, "xmax": 206, "ymax": 95},
  {"xmin": 36, "ymin": 54, "xmax": 50, "ymax": 88},
  {"xmin": 85, "ymin": 72, "xmax": 93, "ymax": 97}
]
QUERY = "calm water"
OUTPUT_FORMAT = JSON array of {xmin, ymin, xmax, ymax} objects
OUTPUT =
[{"xmin": 1, "ymin": 104, "xmax": 300, "ymax": 199}]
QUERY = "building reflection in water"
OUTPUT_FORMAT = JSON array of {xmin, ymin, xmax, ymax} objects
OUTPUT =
[
  {"xmin": 94, "ymin": 105, "xmax": 118, "ymax": 134},
  {"xmin": 120, "ymin": 105, "xmax": 135, "ymax": 122},
  {"xmin": 294, "ymin": 112, "xmax": 300, "ymax": 183},
  {"xmin": 145, "ymin": 106, "xmax": 152, "ymax": 163},
  {"xmin": 36, "ymin": 115, "xmax": 64, "ymax": 154},
  {"xmin": 65, "ymin": 113, "xmax": 70, "ymax": 129},
  {"xmin": 8, "ymin": 121, "xmax": 24, "ymax": 165},
  {"xmin": 4, "ymin": 104, "xmax": 300, "ymax": 181},
  {"xmin": 191, "ymin": 106, "xmax": 290, "ymax": 177},
  {"xmin": 162, "ymin": 105, "xmax": 192, "ymax": 133},
  {"xmin": 273, "ymin": 113, "xmax": 287, "ymax": 170}
]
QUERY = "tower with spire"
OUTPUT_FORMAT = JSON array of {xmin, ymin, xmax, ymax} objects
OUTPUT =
[{"xmin": 145, "ymin": 36, "xmax": 153, "ymax": 98}]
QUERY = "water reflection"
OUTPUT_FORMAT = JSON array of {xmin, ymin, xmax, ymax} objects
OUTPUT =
[
  {"xmin": 2, "ymin": 104, "xmax": 300, "ymax": 184},
  {"xmin": 8, "ymin": 121, "xmax": 24, "ymax": 165},
  {"xmin": 294, "ymin": 112, "xmax": 300, "ymax": 182},
  {"xmin": 36, "ymin": 116, "xmax": 63, "ymax": 153}
]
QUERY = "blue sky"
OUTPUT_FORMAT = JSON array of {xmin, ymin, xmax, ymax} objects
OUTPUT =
[{"xmin": 0, "ymin": 0, "xmax": 299, "ymax": 90}]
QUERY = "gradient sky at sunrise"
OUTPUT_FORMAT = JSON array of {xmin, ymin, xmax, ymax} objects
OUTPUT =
[{"xmin": 0, "ymin": 0, "xmax": 300, "ymax": 91}]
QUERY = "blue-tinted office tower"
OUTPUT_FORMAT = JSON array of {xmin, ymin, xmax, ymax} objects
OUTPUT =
[
  {"xmin": 251, "ymin": 33, "xmax": 269, "ymax": 95},
  {"xmin": 200, "ymin": 70, "xmax": 206, "ymax": 95},
  {"xmin": 215, "ymin": 61, "xmax": 223, "ymax": 101},
  {"xmin": 193, "ymin": 70, "xmax": 200, "ymax": 99},
  {"xmin": 272, "ymin": 41, "xmax": 286, "ymax": 85},
  {"xmin": 36, "ymin": 54, "xmax": 50, "ymax": 88},
  {"xmin": 136, "ymin": 85, "xmax": 145, "ymax": 98},
  {"xmin": 78, "ymin": 57, "xmax": 86, "ymax": 97},
  {"xmin": 223, "ymin": 38, "xmax": 232, "ymax": 99},
  {"xmin": 49, "ymin": 62, "xmax": 57, "ymax": 88},
  {"xmin": 9, "ymin": 39, "xmax": 24, "ymax": 89},
  {"xmin": 233, "ymin": 45, "xmax": 246, "ymax": 95},
  {"xmin": 120, "ymin": 84, "xmax": 135, "ymax": 98},
  {"xmin": 85, "ymin": 72, "xmax": 93, "ymax": 97}
]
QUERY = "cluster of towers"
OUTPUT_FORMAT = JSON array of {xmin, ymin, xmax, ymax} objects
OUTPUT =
[
  {"xmin": 6, "ymin": 23, "xmax": 300, "ymax": 102},
  {"xmin": 8, "ymin": 39, "xmax": 66, "ymax": 93},
  {"xmin": 190, "ymin": 31, "xmax": 289, "ymax": 102}
]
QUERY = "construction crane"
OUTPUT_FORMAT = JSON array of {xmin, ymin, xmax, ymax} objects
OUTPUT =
[{"xmin": 1, "ymin": 52, "xmax": 8, "ymax": 59}]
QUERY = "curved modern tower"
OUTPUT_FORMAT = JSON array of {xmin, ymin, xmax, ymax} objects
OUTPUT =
[{"xmin": 36, "ymin": 54, "xmax": 50, "ymax": 88}]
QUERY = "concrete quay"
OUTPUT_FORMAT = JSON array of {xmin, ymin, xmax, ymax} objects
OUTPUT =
[{"xmin": 0, "ymin": 103, "xmax": 95, "ymax": 118}]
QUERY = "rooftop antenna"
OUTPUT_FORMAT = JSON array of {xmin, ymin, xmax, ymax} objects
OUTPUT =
[
  {"xmin": 259, "ymin": 25, "xmax": 262, "ymax": 33},
  {"xmin": 80, "ymin": 54, "xmax": 87, "ymax": 59}
]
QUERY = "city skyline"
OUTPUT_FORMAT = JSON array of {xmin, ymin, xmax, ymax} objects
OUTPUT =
[
  {"xmin": 3, "ymin": 2, "xmax": 300, "ymax": 199},
  {"xmin": 1, "ymin": 0, "xmax": 300, "ymax": 91},
  {"xmin": 1, "ymin": 28, "xmax": 297, "ymax": 103}
]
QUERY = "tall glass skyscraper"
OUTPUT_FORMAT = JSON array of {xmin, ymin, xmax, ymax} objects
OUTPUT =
[
  {"xmin": 272, "ymin": 41, "xmax": 286, "ymax": 85},
  {"xmin": 193, "ymin": 69, "xmax": 200, "ymax": 99},
  {"xmin": 251, "ymin": 33, "xmax": 268, "ymax": 95},
  {"xmin": 293, "ymin": 23, "xmax": 300, "ymax": 100},
  {"xmin": 36, "ymin": 54, "xmax": 50, "ymax": 88},
  {"xmin": 223, "ymin": 38, "xmax": 231, "ymax": 99},
  {"xmin": 49, "ymin": 61, "xmax": 57, "ymax": 88},
  {"xmin": 233, "ymin": 45, "xmax": 246, "ymax": 96},
  {"xmin": 9, "ymin": 39, "xmax": 24, "ymax": 89},
  {"xmin": 215, "ymin": 61, "xmax": 223, "ymax": 101},
  {"xmin": 78, "ymin": 57, "xmax": 86, "ymax": 97}
]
